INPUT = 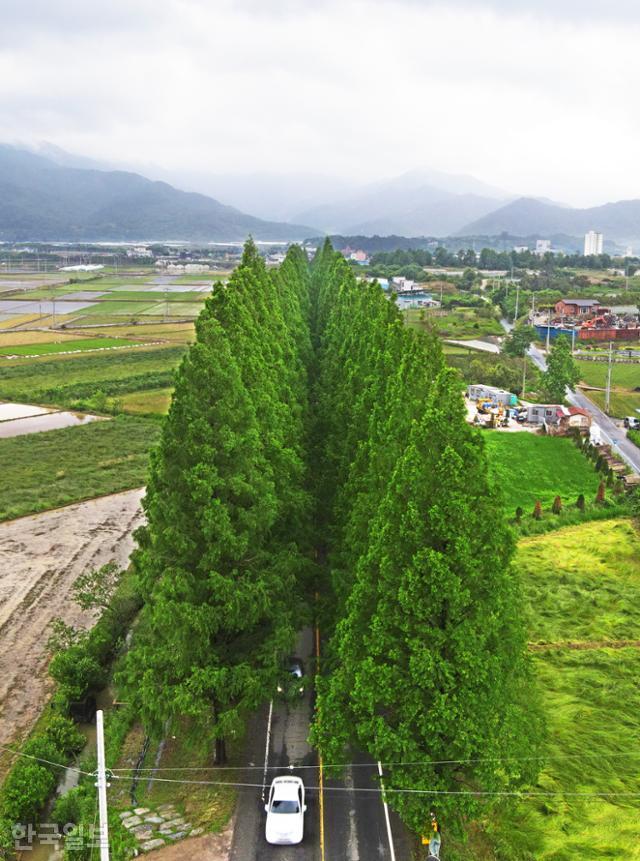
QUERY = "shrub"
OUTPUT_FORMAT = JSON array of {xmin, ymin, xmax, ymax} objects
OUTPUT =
[
  {"xmin": 48, "ymin": 648, "xmax": 107, "ymax": 706},
  {"xmin": 533, "ymin": 500, "xmax": 542, "ymax": 520},
  {"xmin": 515, "ymin": 506, "xmax": 524, "ymax": 523},
  {"xmin": 551, "ymin": 496, "xmax": 562, "ymax": 515},
  {"xmin": 595, "ymin": 481, "xmax": 606, "ymax": 504},
  {"xmin": 576, "ymin": 493, "xmax": 585, "ymax": 511}
]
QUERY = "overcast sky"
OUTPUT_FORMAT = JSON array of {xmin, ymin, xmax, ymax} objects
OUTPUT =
[{"xmin": 1, "ymin": 0, "xmax": 639, "ymax": 206}]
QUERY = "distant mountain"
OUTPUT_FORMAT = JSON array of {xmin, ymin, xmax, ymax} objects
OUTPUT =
[
  {"xmin": 461, "ymin": 196, "xmax": 640, "ymax": 243},
  {"xmin": 293, "ymin": 169, "xmax": 511, "ymax": 236},
  {"xmin": 0, "ymin": 145, "xmax": 316, "ymax": 242}
]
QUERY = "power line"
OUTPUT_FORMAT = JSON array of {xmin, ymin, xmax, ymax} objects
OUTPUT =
[
  {"xmin": 108, "ymin": 774, "xmax": 640, "ymax": 798},
  {"xmin": 0, "ymin": 741, "xmax": 92, "ymax": 777},
  {"xmin": 109, "ymin": 750, "xmax": 640, "ymax": 773}
]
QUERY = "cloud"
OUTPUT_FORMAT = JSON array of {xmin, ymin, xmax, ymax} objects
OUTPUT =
[{"xmin": 0, "ymin": 0, "xmax": 639, "ymax": 207}]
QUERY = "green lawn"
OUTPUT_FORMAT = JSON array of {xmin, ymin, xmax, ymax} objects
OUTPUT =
[
  {"xmin": 576, "ymin": 359, "xmax": 640, "ymax": 390},
  {"xmin": 456, "ymin": 519, "xmax": 640, "ymax": 861},
  {"xmin": 483, "ymin": 432, "xmax": 602, "ymax": 512},
  {"xmin": 583, "ymin": 388, "xmax": 640, "ymax": 418},
  {"xmin": 80, "ymin": 300, "xmax": 157, "ymax": 316},
  {"xmin": 0, "ymin": 415, "xmax": 160, "ymax": 521},
  {"xmin": 0, "ymin": 345, "xmax": 185, "ymax": 405},
  {"xmin": 0, "ymin": 337, "xmax": 144, "ymax": 356}
]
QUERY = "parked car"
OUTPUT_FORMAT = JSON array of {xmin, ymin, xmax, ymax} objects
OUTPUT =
[
  {"xmin": 624, "ymin": 416, "xmax": 640, "ymax": 430},
  {"xmin": 277, "ymin": 657, "xmax": 305, "ymax": 698},
  {"xmin": 265, "ymin": 776, "xmax": 306, "ymax": 845}
]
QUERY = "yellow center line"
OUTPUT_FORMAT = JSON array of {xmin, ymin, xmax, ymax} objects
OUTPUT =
[{"xmin": 315, "ymin": 622, "xmax": 326, "ymax": 861}]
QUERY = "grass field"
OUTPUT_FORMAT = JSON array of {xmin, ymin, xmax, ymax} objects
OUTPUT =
[
  {"xmin": 456, "ymin": 519, "xmax": 640, "ymax": 861},
  {"xmin": 119, "ymin": 387, "xmax": 173, "ymax": 415},
  {"xmin": 0, "ymin": 415, "xmax": 160, "ymax": 521},
  {"xmin": 576, "ymin": 359, "xmax": 640, "ymax": 389},
  {"xmin": 583, "ymin": 388, "xmax": 640, "ymax": 418},
  {"xmin": 483, "ymin": 432, "xmax": 602, "ymax": 512},
  {"xmin": 0, "ymin": 337, "xmax": 145, "ymax": 356},
  {"xmin": 76, "ymin": 321, "xmax": 196, "ymax": 343},
  {"xmin": 0, "ymin": 345, "xmax": 185, "ymax": 405},
  {"xmin": 404, "ymin": 307, "xmax": 503, "ymax": 339}
]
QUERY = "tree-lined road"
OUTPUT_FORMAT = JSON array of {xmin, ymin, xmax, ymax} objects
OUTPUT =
[{"xmin": 228, "ymin": 629, "xmax": 411, "ymax": 861}]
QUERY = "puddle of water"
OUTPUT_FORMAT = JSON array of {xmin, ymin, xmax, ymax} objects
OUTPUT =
[
  {"xmin": 0, "ymin": 402, "xmax": 54, "ymax": 422},
  {"xmin": 0, "ymin": 412, "xmax": 106, "ymax": 438}
]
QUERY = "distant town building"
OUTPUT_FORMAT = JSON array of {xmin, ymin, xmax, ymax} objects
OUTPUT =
[
  {"xmin": 126, "ymin": 245, "xmax": 153, "ymax": 258},
  {"xmin": 584, "ymin": 230, "xmax": 604, "ymax": 256},
  {"xmin": 348, "ymin": 249, "xmax": 369, "ymax": 264},
  {"xmin": 535, "ymin": 239, "xmax": 552, "ymax": 255},
  {"xmin": 467, "ymin": 385, "xmax": 517, "ymax": 407},
  {"xmin": 555, "ymin": 298, "xmax": 603, "ymax": 317},
  {"xmin": 513, "ymin": 245, "xmax": 529, "ymax": 253}
]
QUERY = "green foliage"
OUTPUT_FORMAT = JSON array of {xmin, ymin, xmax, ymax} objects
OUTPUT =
[
  {"xmin": 118, "ymin": 241, "xmax": 312, "ymax": 749},
  {"xmin": 309, "ymin": 244, "xmax": 540, "ymax": 834},
  {"xmin": 0, "ymin": 715, "xmax": 83, "ymax": 840},
  {"xmin": 540, "ymin": 336, "xmax": 580, "ymax": 403},
  {"xmin": 502, "ymin": 324, "xmax": 536, "ymax": 358}
]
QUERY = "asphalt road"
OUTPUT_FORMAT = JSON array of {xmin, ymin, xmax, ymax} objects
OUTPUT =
[
  {"xmin": 228, "ymin": 629, "xmax": 412, "ymax": 861},
  {"xmin": 500, "ymin": 318, "xmax": 640, "ymax": 474}
]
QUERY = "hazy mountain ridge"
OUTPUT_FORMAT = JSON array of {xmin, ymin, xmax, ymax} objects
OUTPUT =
[
  {"xmin": 0, "ymin": 145, "xmax": 316, "ymax": 242},
  {"xmin": 461, "ymin": 196, "xmax": 640, "ymax": 242}
]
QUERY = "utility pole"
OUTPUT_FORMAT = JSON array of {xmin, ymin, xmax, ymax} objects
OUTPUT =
[
  {"xmin": 546, "ymin": 306, "xmax": 551, "ymax": 352},
  {"xmin": 605, "ymin": 341, "xmax": 613, "ymax": 415},
  {"xmin": 95, "ymin": 710, "xmax": 110, "ymax": 861},
  {"xmin": 522, "ymin": 354, "xmax": 527, "ymax": 401},
  {"xmin": 513, "ymin": 281, "xmax": 520, "ymax": 324}
]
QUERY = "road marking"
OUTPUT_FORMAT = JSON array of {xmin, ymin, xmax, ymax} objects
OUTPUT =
[
  {"xmin": 377, "ymin": 761, "xmax": 397, "ymax": 861},
  {"xmin": 261, "ymin": 699, "xmax": 273, "ymax": 802},
  {"xmin": 316, "ymin": 623, "xmax": 326, "ymax": 861}
]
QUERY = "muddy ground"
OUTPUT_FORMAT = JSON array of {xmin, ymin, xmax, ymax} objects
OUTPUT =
[{"xmin": 0, "ymin": 488, "xmax": 145, "ymax": 755}]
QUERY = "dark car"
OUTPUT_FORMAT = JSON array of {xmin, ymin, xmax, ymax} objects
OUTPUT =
[{"xmin": 277, "ymin": 657, "xmax": 305, "ymax": 698}]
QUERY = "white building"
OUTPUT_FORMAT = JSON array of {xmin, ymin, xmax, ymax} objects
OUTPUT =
[
  {"xmin": 535, "ymin": 239, "xmax": 552, "ymax": 255},
  {"xmin": 584, "ymin": 230, "xmax": 604, "ymax": 256}
]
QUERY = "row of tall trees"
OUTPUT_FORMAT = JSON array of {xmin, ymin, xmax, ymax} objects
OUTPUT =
[
  {"xmin": 121, "ymin": 238, "xmax": 540, "ymax": 833},
  {"xmin": 310, "ymin": 241, "xmax": 541, "ymax": 834},
  {"xmin": 118, "ymin": 242, "xmax": 313, "ymax": 760}
]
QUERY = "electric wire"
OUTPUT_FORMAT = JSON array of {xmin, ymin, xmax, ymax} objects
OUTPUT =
[
  {"xmin": 109, "ymin": 749, "xmax": 640, "ymax": 773},
  {"xmin": 0, "ymin": 741, "xmax": 93, "ymax": 777},
  {"xmin": 107, "ymin": 773, "xmax": 640, "ymax": 798}
]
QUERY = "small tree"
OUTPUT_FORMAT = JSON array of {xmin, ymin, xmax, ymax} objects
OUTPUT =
[
  {"xmin": 595, "ymin": 481, "xmax": 606, "ymax": 504},
  {"xmin": 576, "ymin": 493, "xmax": 585, "ymax": 511},
  {"xmin": 72, "ymin": 561, "xmax": 121, "ymax": 618},
  {"xmin": 515, "ymin": 506, "xmax": 524, "ymax": 523},
  {"xmin": 552, "ymin": 495, "xmax": 562, "ymax": 515},
  {"xmin": 540, "ymin": 336, "xmax": 580, "ymax": 403},
  {"xmin": 533, "ymin": 499, "xmax": 542, "ymax": 520}
]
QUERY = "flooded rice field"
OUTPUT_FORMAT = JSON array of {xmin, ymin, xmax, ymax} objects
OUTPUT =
[{"xmin": 0, "ymin": 402, "xmax": 106, "ymax": 438}]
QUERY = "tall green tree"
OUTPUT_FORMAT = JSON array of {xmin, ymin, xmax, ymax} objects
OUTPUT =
[{"xmin": 540, "ymin": 335, "xmax": 579, "ymax": 402}]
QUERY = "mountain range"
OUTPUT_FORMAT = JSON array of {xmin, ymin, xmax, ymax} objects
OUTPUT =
[
  {"xmin": 0, "ymin": 145, "xmax": 314, "ymax": 242},
  {"xmin": 4, "ymin": 143, "xmax": 640, "ymax": 245}
]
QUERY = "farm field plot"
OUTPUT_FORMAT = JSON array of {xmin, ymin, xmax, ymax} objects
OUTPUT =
[
  {"xmin": 483, "ymin": 431, "xmax": 601, "ymax": 512},
  {"xmin": 119, "ymin": 387, "xmax": 173, "ymax": 415},
  {"xmin": 142, "ymin": 301, "xmax": 202, "ymax": 316},
  {"xmin": 0, "ymin": 415, "xmax": 159, "ymax": 521},
  {"xmin": 404, "ymin": 306, "xmax": 504, "ymax": 339},
  {"xmin": 0, "ymin": 344, "xmax": 185, "ymax": 405},
  {"xmin": 463, "ymin": 519, "xmax": 640, "ymax": 861},
  {"xmin": 76, "ymin": 321, "xmax": 196, "ymax": 343},
  {"xmin": 0, "ymin": 337, "xmax": 145, "ymax": 356}
]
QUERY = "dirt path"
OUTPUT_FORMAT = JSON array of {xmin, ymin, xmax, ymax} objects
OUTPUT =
[{"xmin": 0, "ymin": 488, "xmax": 145, "ymax": 751}]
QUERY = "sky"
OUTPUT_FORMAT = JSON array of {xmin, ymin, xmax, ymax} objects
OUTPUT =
[{"xmin": 1, "ymin": 0, "xmax": 639, "ymax": 207}]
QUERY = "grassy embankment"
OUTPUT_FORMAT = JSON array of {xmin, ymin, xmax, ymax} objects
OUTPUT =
[
  {"xmin": 0, "ymin": 415, "xmax": 160, "ymax": 521},
  {"xmin": 456, "ymin": 519, "xmax": 640, "ymax": 861},
  {"xmin": 576, "ymin": 358, "xmax": 640, "ymax": 418}
]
